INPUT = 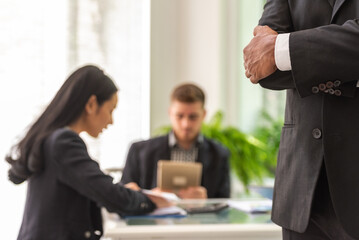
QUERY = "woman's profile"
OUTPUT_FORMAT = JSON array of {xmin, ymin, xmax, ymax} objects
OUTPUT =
[{"xmin": 6, "ymin": 65, "xmax": 165, "ymax": 240}]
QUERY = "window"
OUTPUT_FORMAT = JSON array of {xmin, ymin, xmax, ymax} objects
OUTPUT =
[{"xmin": 0, "ymin": 0, "xmax": 150, "ymax": 238}]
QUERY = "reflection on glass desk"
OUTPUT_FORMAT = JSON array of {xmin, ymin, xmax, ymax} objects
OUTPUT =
[{"xmin": 104, "ymin": 199, "xmax": 281, "ymax": 240}]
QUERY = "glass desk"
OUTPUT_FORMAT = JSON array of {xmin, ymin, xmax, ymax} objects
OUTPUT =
[{"xmin": 103, "ymin": 199, "xmax": 281, "ymax": 240}]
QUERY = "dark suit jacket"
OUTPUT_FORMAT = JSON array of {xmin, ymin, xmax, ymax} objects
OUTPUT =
[
  {"xmin": 258, "ymin": 0, "xmax": 359, "ymax": 237},
  {"xmin": 121, "ymin": 135, "xmax": 230, "ymax": 198},
  {"xmin": 17, "ymin": 128, "xmax": 155, "ymax": 240}
]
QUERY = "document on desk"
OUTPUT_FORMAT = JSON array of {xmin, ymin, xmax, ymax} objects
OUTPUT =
[
  {"xmin": 141, "ymin": 189, "xmax": 180, "ymax": 202},
  {"xmin": 123, "ymin": 205, "xmax": 187, "ymax": 219},
  {"xmin": 228, "ymin": 199, "xmax": 272, "ymax": 214},
  {"xmin": 147, "ymin": 206, "xmax": 187, "ymax": 217},
  {"xmin": 124, "ymin": 190, "xmax": 187, "ymax": 218}
]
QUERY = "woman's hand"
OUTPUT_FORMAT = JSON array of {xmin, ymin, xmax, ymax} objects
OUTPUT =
[{"xmin": 143, "ymin": 192, "xmax": 174, "ymax": 208}]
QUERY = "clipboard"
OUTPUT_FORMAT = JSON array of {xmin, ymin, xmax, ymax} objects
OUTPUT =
[{"xmin": 157, "ymin": 160, "xmax": 203, "ymax": 190}]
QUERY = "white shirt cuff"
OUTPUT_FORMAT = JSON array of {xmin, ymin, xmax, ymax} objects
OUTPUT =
[
  {"xmin": 275, "ymin": 33, "xmax": 359, "ymax": 87},
  {"xmin": 275, "ymin": 33, "xmax": 292, "ymax": 71}
]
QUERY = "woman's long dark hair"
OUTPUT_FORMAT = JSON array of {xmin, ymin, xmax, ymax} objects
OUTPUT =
[{"xmin": 6, "ymin": 65, "xmax": 118, "ymax": 184}]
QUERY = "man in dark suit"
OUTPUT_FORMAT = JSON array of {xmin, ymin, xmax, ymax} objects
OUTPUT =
[
  {"xmin": 243, "ymin": 0, "xmax": 359, "ymax": 239},
  {"xmin": 121, "ymin": 83, "xmax": 230, "ymax": 199}
]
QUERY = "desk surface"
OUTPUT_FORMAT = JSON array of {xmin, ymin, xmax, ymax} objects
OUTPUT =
[{"xmin": 104, "ymin": 199, "xmax": 282, "ymax": 240}]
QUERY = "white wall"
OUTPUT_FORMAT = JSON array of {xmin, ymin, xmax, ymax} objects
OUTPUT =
[
  {"xmin": 150, "ymin": 0, "xmax": 224, "ymax": 134},
  {"xmin": 237, "ymin": 0, "xmax": 269, "ymax": 132},
  {"xmin": 150, "ymin": 0, "xmax": 266, "ymax": 134}
]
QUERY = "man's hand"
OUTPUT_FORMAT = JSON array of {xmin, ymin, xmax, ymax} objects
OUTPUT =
[
  {"xmin": 151, "ymin": 186, "xmax": 207, "ymax": 199},
  {"xmin": 177, "ymin": 186, "xmax": 207, "ymax": 199},
  {"xmin": 243, "ymin": 25, "xmax": 278, "ymax": 83}
]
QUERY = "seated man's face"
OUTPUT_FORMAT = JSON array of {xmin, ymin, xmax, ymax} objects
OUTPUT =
[{"xmin": 169, "ymin": 100, "xmax": 206, "ymax": 144}]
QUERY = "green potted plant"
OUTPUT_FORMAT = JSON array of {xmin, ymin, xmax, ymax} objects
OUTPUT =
[
  {"xmin": 248, "ymin": 110, "xmax": 283, "ymax": 198},
  {"xmin": 252, "ymin": 110, "xmax": 283, "ymax": 175}
]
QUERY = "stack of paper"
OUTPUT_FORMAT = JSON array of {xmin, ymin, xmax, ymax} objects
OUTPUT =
[
  {"xmin": 228, "ymin": 199, "xmax": 272, "ymax": 213},
  {"xmin": 125, "ymin": 189, "xmax": 187, "ymax": 218},
  {"xmin": 147, "ymin": 206, "xmax": 187, "ymax": 217},
  {"xmin": 141, "ymin": 189, "xmax": 180, "ymax": 202}
]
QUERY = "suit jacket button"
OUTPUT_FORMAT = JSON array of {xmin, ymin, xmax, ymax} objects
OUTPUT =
[
  {"xmin": 319, "ymin": 83, "xmax": 326, "ymax": 91},
  {"xmin": 312, "ymin": 128, "xmax": 322, "ymax": 139},
  {"xmin": 334, "ymin": 90, "xmax": 342, "ymax": 96},
  {"xmin": 84, "ymin": 231, "xmax": 91, "ymax": 238},
  {"xmin": 312, "ymin": 86, "xmax": 319, "ymax": 93},
  {"xmin": 328, "ymin": 89, "xmax": 335, "ymax": 95},
  {"xmin": 326, "ymin": 81, "xmax": 334, "ymax": 88},
  {"xmin": 334, "ymin": 80, "xmax": 341, "ymax": 87}
]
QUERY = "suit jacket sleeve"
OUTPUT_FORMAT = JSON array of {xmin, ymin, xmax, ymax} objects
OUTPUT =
[
  {"xmin": 120, "ymin": 143, "xmax": 140, "ymax": 184},
  {"xmin": 50, "ymin": 130, "xmax": 155, "ymax": 216},
  {"xmin": 258, "ymin": 0, "xmax": 296, "ymax": 91},
  {"xmin": 217, "ymin": 149, "xmax": 231, "ymax": 198},
  {"xmin": 258, "ymin": 0, "xmax": 359, "ymax": 98},
  {"xmin": 289, "ymin": 20, "xmax": 359, "ymax": 97}
]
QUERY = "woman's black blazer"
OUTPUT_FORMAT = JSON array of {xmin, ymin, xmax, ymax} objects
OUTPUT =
[{"xmin": 17, "ymin": 128, "xmax": 155, "ymax": 240}]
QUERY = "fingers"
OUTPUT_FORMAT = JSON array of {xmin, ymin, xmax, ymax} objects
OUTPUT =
[
  {"xmin": 244, "ymin": 62, "xmax": 255, "ymax": 82},
  {"xmin": 245, "ymin": 69, "xmax": 251, "ymax": 79},
  {"xmin": 250, "ymin": 75, "xmax": 259, "ymax": 84},
  {"xmin": 178, "ymin": 186, "xmax": 207, "ymax": 199},
  {"xmin": 244, "ymin": 60, "xmax": 256, "ymax": 82},
  {"xmin": 245, "ymin": 65, "xmax": 260, "ymax": 83},
  {"xmin": 247, "ymin": 71, "xmax": 259, "ymax": 84},
  {"xmin": 243, "ymin": 45, "xmax": 252, "ymax": 79}
]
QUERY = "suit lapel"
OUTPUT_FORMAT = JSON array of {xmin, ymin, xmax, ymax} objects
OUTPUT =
[
  {"xmin": 158, "ymin": 134, "xmax": 171, "ymax": 160},
  {"xmin": 331, "ymin": 0, "xmax": 346, "ymax": 22},
  {"xmin": 327, "ymin": 0, "xmax": 335, "ymax": 8}
]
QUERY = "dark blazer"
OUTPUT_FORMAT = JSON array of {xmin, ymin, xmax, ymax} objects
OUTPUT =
[
  {"xmin": 258, "ymin": 0, "xmax": 359, "ymax": 237},
  {"xmin": 17, "ymin": 128, "xmax": 155, "ymax": 240},
  {"xmin": 121, "ymin": 135, "xmax": 230, "ymax": 198}
]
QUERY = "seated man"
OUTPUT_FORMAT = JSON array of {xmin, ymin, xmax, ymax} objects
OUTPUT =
[{"xmin": 121, "ymin": 83, "xmax": 230, "ymax": 199}]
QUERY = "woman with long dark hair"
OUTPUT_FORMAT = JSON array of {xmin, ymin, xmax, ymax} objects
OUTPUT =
[{"xmin": 6, "ymin": 65, "xmax": 165, "ymax": 240}]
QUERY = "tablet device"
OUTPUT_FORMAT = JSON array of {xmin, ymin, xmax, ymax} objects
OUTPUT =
[
  {"xmin": 184, "ymin": 202, "xmax": 229, "ymax": 214},
  {"xmin": 157, "ymin": 160, "xmax": 203, "ymax": 190}
]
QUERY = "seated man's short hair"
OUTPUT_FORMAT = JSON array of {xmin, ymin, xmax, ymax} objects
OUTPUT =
[{"xmin": 171, "ymin": 83, "xmax": 205, "ymax": 105}]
